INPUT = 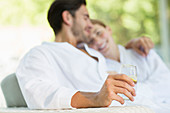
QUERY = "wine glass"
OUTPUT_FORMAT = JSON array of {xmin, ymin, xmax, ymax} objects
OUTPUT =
[{"xmin": 119, "ymin": 64, "xmax": 137, "ymax": 100}]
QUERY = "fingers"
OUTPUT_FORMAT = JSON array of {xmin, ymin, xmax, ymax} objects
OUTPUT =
[
  {"xmin": 108, "ymin": 74, "xmax": 136, "ymax": 101},
  {"xmin": 113, "ymin": 80, "xmax": 136, "ymax": 96},
  {"xmin": 109, "ymin": 74, "xmax": 135, "ymax": 87},
  {"xmin": 137, "ymin": 36, "xmax": 154, "ymax": 56},
  {"xmin": 114, "ymin": 87, "xmax": 134, "ymax": 101},
  {"xmin": 133, "ymin": 37, "xmax": 148, "ymax": 56},
  {"xmin": 143, "ymin": 36, "xmax": 154, "ymax": 48},
  {"xmin": 111, "ymin": 93, "xmax": 124, "ymax": 104},
  {"xmin": 129, "ymin": 36, "xmax": 154, "ymax": 57},
  {"xmin": 134, "ymin": 47, "xmax": 145, "ymax": 57},
  {"xmin": 140, "ymin": 37, "xmax": 149, "ymax": 55},
  {"xmin": 142, "ymin": 37, "xmax": 154, "ymax": 54},
  {"xmin": 138, "ymin": 38, "xmax": 148, "ymax": 56},
  {"xmin": 100, "ymin": 74, "xmax": 136, "ymax": 105}
]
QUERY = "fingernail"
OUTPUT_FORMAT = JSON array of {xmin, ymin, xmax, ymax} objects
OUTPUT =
[
  {"xmin": 132, "ymin": 98, "xmax": 134, "ymax": 101},
  {"xmin": 132, "ymin": 82, "xmax": 135, "ymax": 86},
  {"xmin": 121, "ymin": 101, "xmax": 125, "ymax": 105},
  {"xmin": 134, "ymin": 93, "xmax": 136, "ymax": 96}
]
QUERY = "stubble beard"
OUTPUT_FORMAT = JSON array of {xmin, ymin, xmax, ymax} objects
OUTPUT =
[{"xmin": 71, "ymin": 20, "xmax": 90, "ymax": 44}]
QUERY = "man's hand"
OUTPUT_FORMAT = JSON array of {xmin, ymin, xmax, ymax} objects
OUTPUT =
[
  {"xmin": 95, "ymin": 74, "xmax": 136, "ymax": 107},
  {"xmin": 71, "ymin": 74, "xmax": 136, "ymax": 108},
  {"xmin": 125, "ymin": 36, "xmax": 154, "ymax": 57}
]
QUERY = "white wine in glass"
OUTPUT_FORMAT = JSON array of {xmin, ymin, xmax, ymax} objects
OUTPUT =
[{"xmin": 119, "ymin": 64, "xmax": 137, "ymax": 100}]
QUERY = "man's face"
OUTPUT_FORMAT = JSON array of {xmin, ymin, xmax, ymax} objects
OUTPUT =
[
  {"xmin": 71, "ymin": 5, "xmax": 93, "ymax": 44},
  {"xmin": 88, "ymin": 24, "xmax": 115, "ymax": 57}
]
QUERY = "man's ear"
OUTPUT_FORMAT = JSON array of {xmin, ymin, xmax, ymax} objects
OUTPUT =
[
  {"xmin": 62, "ymin": 11, "xmax": 73, "ymax": 26},
  {"xmin": 106, "ymin": 26, "xmax": 112, "ymax": 35}
]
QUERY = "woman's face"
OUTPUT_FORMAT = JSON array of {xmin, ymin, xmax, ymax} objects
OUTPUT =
[{"xmin": 88, "ymin": 24, "xmax": 114, "ymax": 57}]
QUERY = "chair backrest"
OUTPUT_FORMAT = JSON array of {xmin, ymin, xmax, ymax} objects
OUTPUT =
[{"xmin": 1, "ymin": 73, "xmax": 27, "ymax": 107}]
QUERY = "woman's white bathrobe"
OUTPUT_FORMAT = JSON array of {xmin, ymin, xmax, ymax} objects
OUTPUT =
[{"xmin": 106, "ymin": 45, "xmax": 170, "ymax": 113}]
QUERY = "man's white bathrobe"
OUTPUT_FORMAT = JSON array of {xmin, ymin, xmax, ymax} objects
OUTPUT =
[
  {"xmin": 16, "ymin": 42, "xmax": 170, "ymax": 112},
  {"xmin": 106, "ymin": 45, "xmax": 170, "ymax": 113},
  {"xmin": 16, "ymin": 42, "xmax": 109, "ymax": 109}
]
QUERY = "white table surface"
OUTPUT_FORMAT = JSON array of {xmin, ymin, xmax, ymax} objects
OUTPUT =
[{"xmin": 0, "ymin": 106, "xmax": 155, "ymax": 113}]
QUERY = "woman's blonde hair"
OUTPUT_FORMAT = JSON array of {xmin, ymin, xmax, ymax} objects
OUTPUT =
[{"xmin": 90, "ymin": 19, "xmax": 106, "ymax": 28}]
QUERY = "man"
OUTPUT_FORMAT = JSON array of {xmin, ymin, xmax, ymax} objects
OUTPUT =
[
  {"xmin": 16, "ymin": 0, "xmax": 150, "ymax": 109},
  {"xmin": 87, "ymin": 19, "xmax": 170, "ymax": 113}
]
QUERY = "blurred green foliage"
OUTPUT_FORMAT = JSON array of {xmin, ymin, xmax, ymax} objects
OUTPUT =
[
  {"xmin": 0, "ymin": 0, "xmax": 169, "ymax": 45},
  {"xmin": 87, "ymin": 0, "xmax": 161, "ymax": 45},
  {"xmin": 0, "ymin": 0, "xmax": 53, "ymax": 26}
]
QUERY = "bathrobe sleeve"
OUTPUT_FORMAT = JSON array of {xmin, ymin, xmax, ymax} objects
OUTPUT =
[{"xmin": 16, "ymin": 47, "xmax": 78, "ymax": 109}]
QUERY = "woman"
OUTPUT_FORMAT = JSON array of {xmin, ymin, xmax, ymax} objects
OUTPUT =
[{"xmin": 87, "ymin": 19, "xmax": 170, "ymax": 113}]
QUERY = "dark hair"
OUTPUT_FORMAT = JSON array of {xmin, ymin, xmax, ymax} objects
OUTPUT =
[
  {"xmin": 90, "ymin": 19, "xmax": 106, "ymax": 28},
  {"xmin": 48, "ymin": 0, "xmax": 86, "ymax": 35}
]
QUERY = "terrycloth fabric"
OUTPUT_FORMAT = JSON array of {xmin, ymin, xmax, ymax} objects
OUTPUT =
[
  {"xmin": 106, "ymin": 45, "xmax": 170, "ymax": 113},
  {"xmin": 16, "ymin": 42, "xmax": 109, "ymax": 109},
  {"xmin": 16, "ymin": 42, "xmax": 169, "ymax": 111}
]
